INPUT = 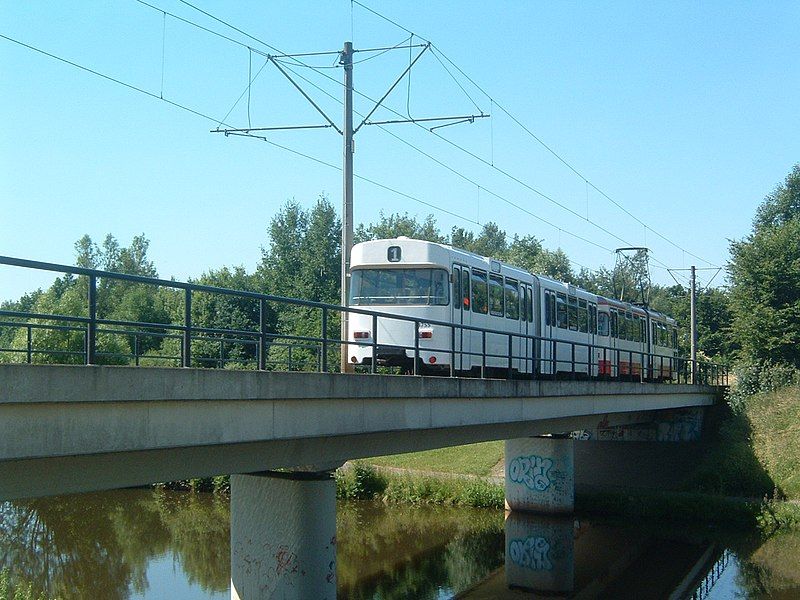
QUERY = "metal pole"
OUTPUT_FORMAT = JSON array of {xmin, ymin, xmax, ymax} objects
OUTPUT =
[
  {"xmin": 87, "ymin": 275, "xmax": 97, "ymax": 365},
  {"xmin": 690, "ymin": 265, "xmax": 697, "ymax": 384},
  {"xmin": 340, "ymin": 41, "xmax": 354, "ymax": 373},
  {"xmin": 183, "ymin": 288, "xmax": 192, "ymax": 368}
]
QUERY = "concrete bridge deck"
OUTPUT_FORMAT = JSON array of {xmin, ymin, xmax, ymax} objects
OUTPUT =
[{"xmin": 0, "ymin": 364, "xmax": 718, "ymax": 500}]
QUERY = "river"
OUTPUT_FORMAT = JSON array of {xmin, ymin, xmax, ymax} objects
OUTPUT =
[{"xmin": 0, "ymin": 489, "xmax": 798, "ymax": 599}]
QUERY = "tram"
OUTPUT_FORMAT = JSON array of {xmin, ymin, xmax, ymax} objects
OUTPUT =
[{"xmin": 346, "ymin": 237, "xmax": 678, "ymax": 379}]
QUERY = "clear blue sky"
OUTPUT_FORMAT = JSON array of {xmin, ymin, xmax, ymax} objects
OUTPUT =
[{"xmin": 2, "ymin": 1, "xmax": 798, "ymax": 301}]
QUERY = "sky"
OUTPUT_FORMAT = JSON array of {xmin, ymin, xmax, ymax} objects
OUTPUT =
[{"xmin": 2, "ymin": 1, "xmax": 799, "ymax": 301}]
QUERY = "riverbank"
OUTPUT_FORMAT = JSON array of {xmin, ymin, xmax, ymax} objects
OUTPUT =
[{"xmin": 344, "ymin": 384, "xmax": 800, "ymax": 532}]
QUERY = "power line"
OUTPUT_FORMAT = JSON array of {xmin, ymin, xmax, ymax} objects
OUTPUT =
[
  {"xmin": 352, "ymin": 1, "xmax": 721, "ymax": 269},
  {"xmin": 19, "ymin": 0, "xmax": 702, "ymax": 277},
  {"xmin": 274, "ymin": 61, "xmax": 616, "ymax": 256},
  {"xmin": 0, "ymin": 32, "xmax": 488, "ymax": 245},
  {"xmin": 136, "ymin": 0, "xmax": 668, "ymax": 269}
]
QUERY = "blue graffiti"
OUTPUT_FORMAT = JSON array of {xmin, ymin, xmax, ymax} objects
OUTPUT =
[
  {"xmin": 509, "ymin": 536, "xmax": 552, "ymax": 571},
  {"xmin": 508, "ymin": 455, "xmax": 553, "ymax": 491}
]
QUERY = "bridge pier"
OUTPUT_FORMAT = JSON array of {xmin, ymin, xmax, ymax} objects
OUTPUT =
[
  {"xmin": 505, "ymin": 437, "xmax": 574, "ymax": 514},
  {"xmin": 230, "ymin": 471, "xmax": 337, "ymax": 600}
]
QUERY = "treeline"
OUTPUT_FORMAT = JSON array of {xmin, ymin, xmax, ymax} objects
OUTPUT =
[{"xmin": 3, "ymin": 164, "xmax": 799, "ymax": 370}]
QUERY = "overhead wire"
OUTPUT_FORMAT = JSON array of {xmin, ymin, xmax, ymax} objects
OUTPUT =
[
  {"xmin": 0, "ymin": 31, "xmax": 491, "ymax": 239},
  {"xmin": 50, "ymin": 0, "xmax": 709, "ymax": 276},
  {"xmin": 274, "ymin": 60, "xmax": 616, "ymax": 256},
  {"xmin": 349, "ymin": 1, "xmax": 720, "ymax": 269},
  {"xmin": 134, "ymin": 0, "xmax": 653, "ymax": 269}
]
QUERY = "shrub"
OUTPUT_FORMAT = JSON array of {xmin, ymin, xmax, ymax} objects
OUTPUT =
[
  {"xmin": 728, "ymin": 360, "xmax": 800, "ymax": 409},
  {"xmin": 336, "ymin": 463, "xmax": 387, "ymax": 500}
]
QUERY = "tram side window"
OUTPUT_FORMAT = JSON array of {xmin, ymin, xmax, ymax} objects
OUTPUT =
[
  {"xmin": 672, "ymin": 327, "xmax": 678, "ymax": 349},
  {"xmin": 556, "ymin": 292, "xmax": 568, "ymax": 329},
  {"xmin": 505, "ymin": 279, "xmax": 519, "ymax": 320},
  {"xmin": 489, "ymin": 274, "xmax": 504, "ymax": 316},
  {"xmin": 462, "ymin": 271, "xmax": 471, "ymax": 310},
  {"xmin": 578, "ymin": 299, "xmax": 588, "ymax": 333},
  {"xmin": 567, "ymin": 296, "xmax": 578, "ymax": 331},
  {"xmin": 598, "ymin": 312, "xmax": 609, "ymax": 336},
  {"xmin": 528, "ymin": 288, "xmax": 534, "ymax": 322},
  {"xmin": 453, "ymin": 270, "xmax": 461, "ymax": 311},
  {"xmin": 625, "ymin": 312, "xmax": 633, "ymax": 341},
  {"xmin": 610, "ymin": 310, "xmax": 618, "ymax": 338},
  {"xmin": 589, "ymin": 303, "xmax": 597, "ymax": 334},
  {"xmin": 471, "ymin": 269, "xmax": 488, "ymax": 314},
  {"xmin": 544, "ymin": 292, "xmax": 552, "ymax": 326},
  {"xmin": 640, "ymin": 318, "xmax": 646, "ymax": 343},
  {"xmin": 522, "ymin": 287, "xmax": 529, "ymax": 322}
]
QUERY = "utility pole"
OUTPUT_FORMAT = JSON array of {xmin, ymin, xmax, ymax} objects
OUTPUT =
[
  {"xmin": 213, "ymin": 40, "xmax": 488, "ymax": 372},
  {"xmin": 690, "ymin": 265, "xmax": 697, "ymax": 383},
  {"xmin": 340, "ymin": 41, "xmax": 354, "ymax": 373}
]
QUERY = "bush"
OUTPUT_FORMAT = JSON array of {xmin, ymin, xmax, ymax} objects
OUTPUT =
[
  {"xmin": 728, "ymin": 360, "xmax": 800, "ymax": 409},
  {"xmin": 336, "ymin": 463, "xmax": 387, "ymax": 500}
]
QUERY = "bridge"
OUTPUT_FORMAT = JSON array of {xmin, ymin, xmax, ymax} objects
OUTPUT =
[{"xmin": 0, "ymin": 256, "xmax": 726, "ymax": 599}]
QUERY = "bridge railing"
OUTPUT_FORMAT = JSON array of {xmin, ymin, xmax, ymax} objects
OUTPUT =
[{"xmin": 0, "ymin": 255, "xmax": 727, "ymax": 386}]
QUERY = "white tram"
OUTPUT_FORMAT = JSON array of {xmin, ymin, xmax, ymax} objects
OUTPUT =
[{"xmin": 346, "ymin": 238, "xmax": 678, "ymax": 379}]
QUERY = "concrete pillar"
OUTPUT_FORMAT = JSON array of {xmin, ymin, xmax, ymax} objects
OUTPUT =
[
  {"xmin": 505, "ymin": 511, "xmax": 575, "ymax": 594},
  {"xmin": 505, "ymin": 437, "xmax": 574, "ymax": 514},
  {"xmin": 230, "ymin": 471, "xmax": 337, "ymax": 600}
]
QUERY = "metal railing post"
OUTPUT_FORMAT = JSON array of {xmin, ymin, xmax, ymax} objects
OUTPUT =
[
  {"xmin": 288, "ymin": 345, "xmax": 293, "ymax": 371},
  {"xmin": 481, "ymin": 330, "xmax": 487, "ymax": 379},
  {"xmin": 551, "ymin": 339, "xmax": 557, "ymax": 380},
  {"xmin": 571, "ymin": 342, "xmax": 576, "ymax": 379},
  {"xmin": 507, "ymin": 334, "xmax": 513, "ymax": 379},
  {"xmin": 134, "ymin": 334, "xmax": 140, "ymax": 367},
  {"xmin": 321, "ymin": 307, "xmax": 328, "ymax": 373},
  {"xmin": 259, "ymin": 298, "xmax": 268, "ymax": 371},
  {"xmin": 371, "ymin": 314, "xmax": 378, "ymax": 374},
  {"xmin": 183, "ymin": 288, "xmax": 191, "ymax": 368},
  {"xmin": 26, "ymin": 325, "xmax": 32, "ymax": 364},
  {"xmin": 450, "ymin": 325, "xmax": 456, "ymax": 377},
  {"xmin": 413, "ymin": 320, "xmax": 420, "ymax": 376},
  {"xmin": 87, "ymin": 274, "xmax": 97, "ymax": 365}
]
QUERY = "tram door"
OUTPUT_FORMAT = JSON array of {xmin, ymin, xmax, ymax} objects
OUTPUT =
[
  {"xmin": 541, "ymin": 289, "xmax": 556, "ymax": 376},
  {"xmin": 521, "ymin": 284, "xmax": 534, "ymax": 375},
  {"xmin": 452, "ymin": 265, "xmax": 471, "ymax": 372}
]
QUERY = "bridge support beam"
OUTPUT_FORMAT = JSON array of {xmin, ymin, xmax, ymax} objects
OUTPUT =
[
  {"xmin": 230, "ymin": 471, "xmax": 337, "ymax": 600},
  {"xmin": 505, "ymin": 437, "xmax": 574, "ymax": 514}
]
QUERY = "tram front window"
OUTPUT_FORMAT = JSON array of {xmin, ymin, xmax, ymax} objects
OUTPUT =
[{"xmin": 350, "ymin": 268, "xmax": 450, "ymax": 306}]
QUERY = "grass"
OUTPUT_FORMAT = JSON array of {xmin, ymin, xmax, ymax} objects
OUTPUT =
[
  {"xmin": 746, "ymin": 386, "xmax": 800, "ymax": 499},
  {"xmin": 336, "ymin": 463, "xmax": 504, "ymax": 508},
  {"xmin": 367, "ymin": 440, "xmax": 504, "ymax": 477}
]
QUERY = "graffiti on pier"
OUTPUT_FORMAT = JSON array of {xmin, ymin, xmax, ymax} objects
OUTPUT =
[
  {"xmin": 509, "ymin": 536, "xmax": 553, "ymax": 571},
  {"xmin": 509, "ymin": 455, "xmax": 553, "ymax": 491}
]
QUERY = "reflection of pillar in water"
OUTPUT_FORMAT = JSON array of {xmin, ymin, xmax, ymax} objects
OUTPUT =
[
  {"xmin": 505, "ymin": 437, "xmax": 574, "ymax": 514},
  {"xmin": 230, "ymin": 471, "xmax": 336, "ymax": 600},
  {"xmin": 505, "ymin": 511, "xmax": 575, "ymax": 594}
]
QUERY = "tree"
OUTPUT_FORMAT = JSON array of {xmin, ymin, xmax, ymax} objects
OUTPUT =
[
  {"xmin": 258, "ymin": 196, "xmax": 341, "ymax": 370},
  {"xmin": 188, "ymin": 266, "xmax": 266, "ymax": 368},
  {"xmin": 355, "ymin": 212, "xmax": 446, "ymax": 244},
  {"xmin": 5, "ymin": 234, "xmax": 167, "ymax": 364},
  {"xmin": 729, "ymin": 164, "xmax": 800, "ymax": 366}
]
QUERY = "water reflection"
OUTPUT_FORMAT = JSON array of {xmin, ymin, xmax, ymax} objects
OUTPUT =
[
  {"xmin": 337, "ymin": 501, "xmax": 503, "ymax": 599},
  {"xmin": 0, "ymin": 490, "xmax": 229, "ymax": 599},
  {"xmin": 1, "ymin": 490, "xmax": 799, "ymax": 599}
]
